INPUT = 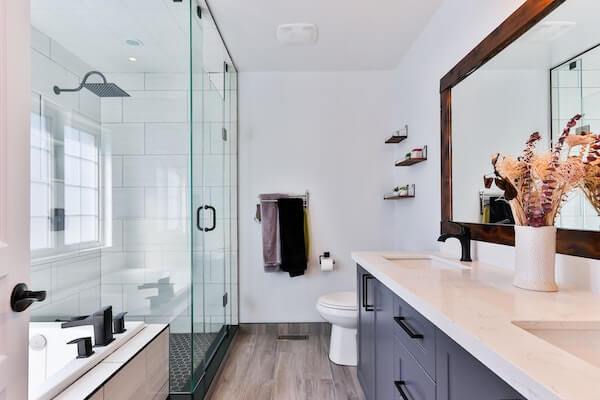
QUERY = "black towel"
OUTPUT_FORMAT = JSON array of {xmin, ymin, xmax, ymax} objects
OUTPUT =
[
  {"xmin": 490, "ymin": 197, "xmax": 515, "ymax": 224},
  {"xmin": 277, "ymin": 198, "xmax": 307, "ymax": 277}
]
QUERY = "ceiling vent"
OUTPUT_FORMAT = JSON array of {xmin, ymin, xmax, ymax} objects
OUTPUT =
[{"xmin": 276, "ymin": 23, "xmax": 318, "ymax": 46}]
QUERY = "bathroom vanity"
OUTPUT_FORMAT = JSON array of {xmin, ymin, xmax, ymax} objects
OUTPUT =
[{"xmin": 354, "ymin": 252, "xmax": 600, "ymax": 400}]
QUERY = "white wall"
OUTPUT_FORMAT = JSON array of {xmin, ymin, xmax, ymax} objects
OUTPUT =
[
  {"xmin": 390, "ymin": 0, "xmax": 600, "ymax": 289},
  {"xmin": 239, "ymin": 71, "xmax": 396, "ymax": 322}
]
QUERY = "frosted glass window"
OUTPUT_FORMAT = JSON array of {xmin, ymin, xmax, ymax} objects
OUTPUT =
[
  {"xmin": 30, "ymin": 93, "xmax": 52, "ymax": 251},
  {"xmin": 63, "ymin": 126, "xmax": 100, "ymax": 245},
  {"xmin": 30, "ymin": 93, "xmax": 102, "ymax": 254}
]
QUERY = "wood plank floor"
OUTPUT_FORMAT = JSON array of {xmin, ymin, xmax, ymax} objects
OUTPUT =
[{"xmin": 206, "ymin": 323, "xmax": 365, "ymax": 400}]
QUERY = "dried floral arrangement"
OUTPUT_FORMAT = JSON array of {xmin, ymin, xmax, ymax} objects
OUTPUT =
[
  {"xmin": 492, "ymin": 115, "xmax": 587, "ymax": 227},
  {"xmin": 566, "ymin": 130, "xmax": 600, "ymax": 215}
]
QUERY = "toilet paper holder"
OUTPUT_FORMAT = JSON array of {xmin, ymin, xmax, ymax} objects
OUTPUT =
[{"xmin": 319, "ymin": 252, "xmax": 335, "ymax": 265}]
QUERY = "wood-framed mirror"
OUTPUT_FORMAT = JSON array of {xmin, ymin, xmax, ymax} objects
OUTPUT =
[{"xmin": 440, "ymin": 0, "xmax": 600, "ymax": 259}]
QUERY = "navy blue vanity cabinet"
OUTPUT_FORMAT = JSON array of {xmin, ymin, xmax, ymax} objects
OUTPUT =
[
  {"xmin": 356, "ymin": 265, "xmax": 525, "ymax": 400},
  {"xmin": 435, "ymin": 329, "xmax": 525, "ymax": 400},
  {"xmin": 374, "ymin": 281, "xmax": 398, "ymax": 400},
  {"xmin": 393, "ymin": 294, "xmax": 436, "ymax": 379},
  {"xmin": 357, "ymin": 265, "xmax": 376, "ymax": 400},
  {"xmin": 393, "ymin": 334, "xmax": 436, "ymax": 400}
]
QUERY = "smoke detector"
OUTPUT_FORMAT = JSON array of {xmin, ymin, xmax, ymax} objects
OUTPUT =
[{"xmin": 276, "ymin": 23, "xmax": 318, "ymax": 46}]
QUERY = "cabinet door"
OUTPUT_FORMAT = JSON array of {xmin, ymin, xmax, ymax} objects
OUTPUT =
[
  {"xmin": 357, "ymin": 265, "xmax": 376, "ymax": 400},
  {"xmin": 436, "ymin": 331, "xmax": 525, "ymax": 400},
  {"xmin": 375, "ymin": 281, "xmax": 398, "ymax": 400}
]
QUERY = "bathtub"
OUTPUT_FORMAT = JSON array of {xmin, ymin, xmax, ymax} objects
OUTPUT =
[{"xmin": 28, "ymin": 321, "xmax": 145, "ymax": 400}]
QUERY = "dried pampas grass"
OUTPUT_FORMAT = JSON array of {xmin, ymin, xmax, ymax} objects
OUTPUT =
[{"xmin": 492, "ymin": 115, "xmax": 587, "ymax": 227}]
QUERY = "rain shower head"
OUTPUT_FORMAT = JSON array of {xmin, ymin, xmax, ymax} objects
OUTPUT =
[{"xmin": 53, "ymin": 71, "xmax": 130, "ymax": 98}]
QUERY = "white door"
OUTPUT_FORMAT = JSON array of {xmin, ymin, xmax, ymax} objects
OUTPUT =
[{"xmin": 0, "ymin": 0, "xmax": 32, "ymax": 399}]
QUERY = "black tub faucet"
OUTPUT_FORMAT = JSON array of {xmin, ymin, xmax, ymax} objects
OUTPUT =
[
  {"xmin": 61, "ymin": 306, "xmax": 115, "ymax": 346},
  {"xmin": 437, "ymin": 222, "xmax": 472, "ymax": 262}
]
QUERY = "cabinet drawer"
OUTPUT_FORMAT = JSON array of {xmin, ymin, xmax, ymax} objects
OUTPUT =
[
  {"xmin": 394, "ymin": 295, "xmax": 436, "ymax": 379},
  {"xmin": 394, "ymin": 334, "xmax": 436, "ymax": 400}
]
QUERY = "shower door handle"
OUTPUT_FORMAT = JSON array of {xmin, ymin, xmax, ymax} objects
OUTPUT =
[
  {"xmin": 196, "ymin": 205, "xmax": 216, "ymax": 232},
  {"xmin": 205, "ymin": 205, "xmax": 216, "ymax": 232},
  {"xmin": 196, "ymin": 206, "xmax": 204, "ymax": 231}
]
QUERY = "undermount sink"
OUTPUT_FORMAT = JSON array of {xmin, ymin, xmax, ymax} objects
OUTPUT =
[
  {"xmin": 513, "ymin": 320, "xmax": 600, "ymax": 368},
  {"xmin": 383, "ymin": 255, "xmax": 471, "ymax": 271}
]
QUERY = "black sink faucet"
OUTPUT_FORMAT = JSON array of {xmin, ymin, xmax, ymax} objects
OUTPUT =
[
  {"xmin": 61, "ymin": 306, "xmax": 115, "ymax": 346},
  {"xmin": 437, "ymin": 222, "xmax": 472, "ymax": 262}
]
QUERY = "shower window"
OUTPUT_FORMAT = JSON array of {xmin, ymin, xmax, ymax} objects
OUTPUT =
[{"xmin": 30, "ymin": 93, "xmax": 102, "ymax": 258}]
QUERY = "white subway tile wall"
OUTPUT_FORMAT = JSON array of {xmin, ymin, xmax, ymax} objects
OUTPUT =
[{"xmin": 30, "ymin": 27, "xmax": 103, "ymax": 319}]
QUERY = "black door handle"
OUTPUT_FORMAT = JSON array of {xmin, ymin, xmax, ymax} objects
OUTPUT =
[
  {"xmin": 205, "ymin": 205, "xmax": 216, "ymax": 232},
  {"xmin": 362, "ymin": 274, "xmax": 374, "ymax": 311},
  {"xmin": 196, "ymin": 206, "xmax": 204, "ymax": 231},
  {"xmin": 196, "ymin": 205, "xmax": 216, "ymax": 232},
  {"xmin": 394, "ymin": 316, "xmax": 424, "ymax": 339},
  {"xmin": 394, "ymin": 381, "xmax": 411, "ymax": 400},
  {"xmin": 11, "ymin": 283, "xmax": 46, "ymax": 312}
]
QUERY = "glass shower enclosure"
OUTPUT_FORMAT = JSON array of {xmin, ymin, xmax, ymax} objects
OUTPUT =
[{"xmin": 28, "ymin": 0, "xmax": 238, "ymax": 398}]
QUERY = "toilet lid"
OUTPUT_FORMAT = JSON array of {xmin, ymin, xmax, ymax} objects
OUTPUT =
[{"xmin": 318, "ymin": 291, "xmax": 357, "ymax": 311}]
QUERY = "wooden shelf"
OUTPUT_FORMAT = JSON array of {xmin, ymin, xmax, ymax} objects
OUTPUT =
[
  {"xmin": 385, "ymin": 135, "xmax": 407, "ymax": 144},
  {"xmin": 384, "ymin": 195, "xmax": 415, "ymax": 200},
  {"xmin": 395, "ymin": 157, "xmax": 427, "ymax": 166}
]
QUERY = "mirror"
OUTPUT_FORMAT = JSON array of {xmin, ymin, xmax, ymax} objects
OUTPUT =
[{"xmin": 451, "ymin": 0, "xmax": 600, "ymax": 231}]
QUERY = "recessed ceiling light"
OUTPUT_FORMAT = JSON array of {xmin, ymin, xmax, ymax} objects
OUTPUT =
[
  {"xmin": 128, "ymin": 57, "xmax": 137, "ymax": 62},
  {"xmin": 276, "ymin": 23, "xmax": 318, "ymax": 46},
  {"xmin": 125, "ymin": 39, "xmax": 143, "ymax": 47}
]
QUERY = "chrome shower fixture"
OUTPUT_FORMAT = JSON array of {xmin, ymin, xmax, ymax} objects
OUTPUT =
[{"xmin": 53, "ymin": 71, "xmax": 130, "ymax": 98}]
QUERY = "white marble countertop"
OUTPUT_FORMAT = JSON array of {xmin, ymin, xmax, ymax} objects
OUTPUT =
[{"xmin": 351, "ymin": 251, "xmax": 600, "ymax": 400}]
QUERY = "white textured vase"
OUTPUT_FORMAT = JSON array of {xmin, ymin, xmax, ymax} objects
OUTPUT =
[{"xmin": 513, "ymin": 225, "xmax": 558, "ymax": 292}]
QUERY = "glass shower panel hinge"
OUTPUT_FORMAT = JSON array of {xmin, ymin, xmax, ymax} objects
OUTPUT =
[
  {"xmin": 223, "ymin": 293, "xmax": 228, "ymax": 307},
  {"xmin": 222, "ymin": 128, "xmax": 228, "ymax": 141}
]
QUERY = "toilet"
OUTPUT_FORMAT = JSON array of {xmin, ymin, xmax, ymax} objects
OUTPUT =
[{"xmin": 316, "ymin": 291, "xmax": 358, "ymax": 366}]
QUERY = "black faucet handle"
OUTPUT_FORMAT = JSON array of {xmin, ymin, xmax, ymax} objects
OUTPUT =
[
  {"xmin": 67, "ymin": 337, "xmax": 95, "ymax": 358},
  {"xmin": 113, "ymin": 312, "xmax": 127, "ymax": 334}
]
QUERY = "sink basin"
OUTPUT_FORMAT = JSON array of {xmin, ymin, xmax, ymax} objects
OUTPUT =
[
  {"xmin": 383, "ymin": 255, "xmax": 471, "ymax": 271},
  {"xmin": 513, "ymin": 320, "xmax": 600, "ymax": 368}
]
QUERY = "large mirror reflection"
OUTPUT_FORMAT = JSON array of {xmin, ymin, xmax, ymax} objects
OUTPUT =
[{"xmin": 452, "ymin": 0, "xmax": 600, "ymax": 231}]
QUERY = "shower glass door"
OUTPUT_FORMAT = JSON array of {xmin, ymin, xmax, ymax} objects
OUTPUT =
[{"xmin": 190, "ymin": 4, "xmax": 229, "ymax": 391}]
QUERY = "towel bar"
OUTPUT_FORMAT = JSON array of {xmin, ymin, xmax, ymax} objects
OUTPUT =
[{"xmin": 255, "ymin": 190, "xmax": 309, "ymax": 222}]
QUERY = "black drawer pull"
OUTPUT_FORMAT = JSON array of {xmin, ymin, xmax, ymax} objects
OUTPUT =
[
  {"xmin": 394, "ymin": 380, "xmax": 411, "ymax": 400},
  {"xmin": 362, "ymin": 274, "xmax": 374, "ymax": 311},
  {"xmin": 394, "ymin": 317, "xmax": 424, "ymax": 339}
]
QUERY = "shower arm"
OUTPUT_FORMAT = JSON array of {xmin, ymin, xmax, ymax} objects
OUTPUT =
[{"xmin": 53, "ymin": 71, "xmax": 108, "ymax": 94}]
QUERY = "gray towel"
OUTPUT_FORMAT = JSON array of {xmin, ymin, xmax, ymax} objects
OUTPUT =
[{"xmin": 259, "ymin": 193, "xmax": 288, "ymax": 272}]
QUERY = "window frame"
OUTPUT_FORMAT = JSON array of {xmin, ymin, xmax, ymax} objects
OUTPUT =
[{"xmin": 30, "ymin": 92, "xmax": 104, "ymax": 262}]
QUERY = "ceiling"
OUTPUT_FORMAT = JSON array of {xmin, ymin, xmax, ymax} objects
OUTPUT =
[
  {"xmin": 483, "ymin": 0, "xmax": 600, "ymax": 71},
  {"xmin": 206, "ymin": 0, "xmax": 443, "ymax": 72},
  {"xmin": 31, "ymin": 0, "xmax": 230, "ymax": 73}
]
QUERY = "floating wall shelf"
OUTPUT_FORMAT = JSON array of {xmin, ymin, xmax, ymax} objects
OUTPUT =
[
  {"xmin": 385, "ymin": 135, "xmax": 407, "ymax": 144},
  {"xmin": 395, "ymin": 157, "xmax": 427, "ymax": 166},
  {"xmin": 384, "ymin": 184, "xmax": 415, "ymax": 200},
  {"xmin": 385, "ymin": 125, "xmax": 408, "ymax": 144},
  {"xmin": 395, "ymin": 145, "xmax": 428, "ymax": 167}
]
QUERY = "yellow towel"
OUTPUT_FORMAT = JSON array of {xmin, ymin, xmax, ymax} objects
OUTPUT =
[
  {"xmin": 304, "ymin": 208, "xmax": 310, "ymax": 260},
  {"xmin": 482, "ymin": 205, "xmax": 491, "ymax": 224}
]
